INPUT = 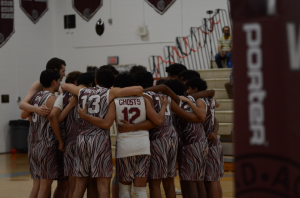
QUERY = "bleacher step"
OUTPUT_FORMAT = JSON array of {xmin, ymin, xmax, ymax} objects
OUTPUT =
[
  {"xmin": 206, "ymin": 78, "xmax": 231, "ymax": 89},
  {"xmin": 215, "ymin": 110, "xmax": 234, "ymax": 123},
  {"xmin": 198, "ymin": 68, "xmax": 232, "ymax": 79},
  {"xmin": 213, "ymin": 88, "xmax": 229, "ymax": 99},
  {"xmin": 222, "ymin": 142, "xmax": 234, "ymax": 156},
  {"xmin": 217, "ymin": 99, "xmax": 233, "ymax": 111},
  {"xmin": 219, "ymin": 123, "xmax": 233, "ymax": 135}
]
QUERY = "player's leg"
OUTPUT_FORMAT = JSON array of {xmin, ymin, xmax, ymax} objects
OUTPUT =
[
  {"xmin": 180, "ymin": 180, "xmax": 190, "ymax": 198},
  {"xmin": 196, "ymin": 181, "xmax": 207, "ymax": 198},
  {"xmin": 162, "ymin": 178, "xmax": 176, "ymax": 198},
  {"xmin": 112, "ymin": 175, "xmax": 119, "ymax": 198},
  {"xmin": 96, "ymin": 177, "xmax": 111, "ymax": 198},
  {"xmin": 68, "ymin": 176, "xmax": 76, "ymax": 198},
  {"xmin": 133, "ymin": 177, "xmax": 148, "ymax": 198},
  {"xmin": 149, "ymin": 179, "xmax": 162, "ymax": 198},
  {"xmin": 204, "ymin": 181, "xmax": 219, "ymax": 198},
  {"xmin": 217, "ymin": 181, "xmax": 222, "ymax": 198},
  {"xmin": 73, "ymin": 177, "xmax": 89, "ymax": 198},
  {"xmin": 132, "ymin": 155, "xmax": 150, "ymax": 198},
  {"xmin": 37, "ymin": 179, "xmax": 53, "ymax": 198},
  {"xmin": 87, "ymin": 177, "xmax": 98, "ymax": 198},
  {"xmin": 29, "ymin": 179, "xmax": 40, "ymax": 198},
  {"xmin": 118, "ymin": 181, "xmax": 132, "ymax": 198},
  {"xmin": 54, "ymin": 180, "xmax": 69, "ymax": 198}
]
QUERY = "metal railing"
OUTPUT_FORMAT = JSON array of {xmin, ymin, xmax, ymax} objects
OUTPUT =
[{"xmin": 149, "ymin": 8, "xmax": 231, "ymax": 78}]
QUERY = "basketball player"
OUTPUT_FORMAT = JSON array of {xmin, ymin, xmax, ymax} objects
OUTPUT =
[
  {"xmin": 21, "ymin": 70, "xmax": 64, "ymax": 198},
  {"xmin": 49, "ymin": 72, "xmax": 99, "ymax": 198},
  {"xmin": 61, "ymin": 70, "xmax": 145, "ymax": 198},
  {"xmin": 77, "ymin": 72, "xmax": 169, "ymax": 198},
  {"xmin": 179, "ymin": 70, "xmax": 200, "ymax": 85},
  {"xmin": 165, "ymin": 63, "xmax": 187, "ymax": 80},
  {"xmin": 183, "ymin": 77, "xmax": 224, "ymax": 198}
]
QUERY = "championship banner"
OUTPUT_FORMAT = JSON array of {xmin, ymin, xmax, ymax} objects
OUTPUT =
[
  {"xmin": 20, "ymin": 0, "xmax": 48, "ymax": 24},
  {"xmin": 231, "ymin": 0, "xmax": 300, "ymax": 197},
  {"xmin": 0, "ymin": 0, "xmax": 14, "ymax": 47},
  {"xmin": 145, "ymin": 0, "xmax": 176, "ymax": 15},
  {"xmin": 72, "ymin": 0, "xmax": 103, "ymax": 21}
]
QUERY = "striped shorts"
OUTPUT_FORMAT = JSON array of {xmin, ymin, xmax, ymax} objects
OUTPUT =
[
  {"xmin": 29, "ymin": 145, "xmax": 40, "ymax": 180},
  {"xmin": 74, "ymin": 134, "xmax": 113, "ymax": 178},
  {"xmin": 179, "ymin": 141, "xmax": 208, "ymax": 181},
  {"xmin": 149, "ymin": 136, "xmax": 178, "ymax": 180},
  {"xmin": 64, "ymin": 142, "xmax": 77, "ymax": 177},
  {"xmin": 205, "ymin": 138, "xmax": 224, "ymax": 181},
  {"xmin": 116, "ymin": 155, "xmax": 150, "ymax": 182}
]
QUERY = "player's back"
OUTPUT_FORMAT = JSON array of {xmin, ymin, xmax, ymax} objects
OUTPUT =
[
  {"xmin": 78, "ymin": 85, "xmax": 110, "ymax": 136},
  {"xmin": 114, "ymin": 96, "xmax": 150, "ymax": 158},
  {"xmin": 200, "ymin": 97, "xmax": 215, "ymax": 136},
  {"xmin": 144, "ymin": 91, "xmax": 176, "ymax": 140},
  {"xmin": 30, "ymin": 91, "xmax": 55, "ymax": 147}
]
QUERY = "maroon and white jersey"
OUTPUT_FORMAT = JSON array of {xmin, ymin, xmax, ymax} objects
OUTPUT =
[
  {"xmin": 199, "ymin": 97, "xmax": 215, "ymax": 136},
  {"xmin": 30, "ymin": 91, "xmax": 56, "ymax": 147},
  {"xmin": 143, "ymin": 91, "xmax": 176, "ymax": 141},
  {"xmin": 176, "ymin": 95, "xmax": 206, "ymax": 145},
  {"xmin": 78, "ymin": 85, "xmax": 110, "ymax": 136},
  {"xmin": 61, "ymin": 91, "xmax": 78, "ymax": 146}
]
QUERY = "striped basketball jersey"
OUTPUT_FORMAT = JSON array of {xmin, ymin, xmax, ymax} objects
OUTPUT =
[
  {"xmin": 61, "ymin": 91, "xmax": 78, "ymax": 146},
  {"xmin": 78, "ymin": 85, "xmax": 110, "ymax": 136},
  {"xmin": 114, "ymin": 96, "xmax": 150, "ymax": 158},
  {"xmin": 176, "ymin": 95, "xmax": 206, "ymax": 145},
  {"xmin": 143, "ymin": 91, "xmax": 176, "ymax": 141},
  {"xmin": 30, "ymin": 91, "xmax": 56, "ymax": 147},
  {"xmin": 200, "ymin": 97, "xmax": 215, "ymax": 136}
]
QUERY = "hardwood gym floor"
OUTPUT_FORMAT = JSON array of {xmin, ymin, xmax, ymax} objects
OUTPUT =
[{"xmin": 0, "ymin": 154, "xmax": 234, "ymax": 198}]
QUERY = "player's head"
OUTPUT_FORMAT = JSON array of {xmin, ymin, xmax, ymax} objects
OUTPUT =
[
  {"xmin": 99, "ymin": 65, "xmax": 119, "ymax": 76},
  {"xmin": 40, "ymin": 70, "xmax": 61, "ymax": 92},
  {"xmin": 165, "ymin": 79, "xmax": 185, "ymax": 96},
  {"xmin": 186, "ymin": 77, "xmax": 207, "ymax": 95},
  {"xmin": 77, "ymin": 73, "xmax": 95, "ymax": 87},
  {"xmin": 65, "ymin": 71, "xmax": 82, "ymax": 85},
  {"xmin": 179, "ymin": 70, "xmax": 200, "ymax": 85},
  {"xmin": 156, "ymin": 78, "xmax": 168, "ymax": 85},
  {"xmin": 114, "ymin": 72, "xmax": 136, "ymax": 88},
  {"xmin": 130, "ymin": 65, "xmax": 147, "ymax": 76},
  {"xmin": 46, "ymin": 58, "xmax": 66, "ymax": 81},
  {"xmin": 96, "ymin": 69, "xmax": 115, "ymax": 88},
  {"xmin": 165, "ymin": 64, "xmax": 187, "ymax": 80},
  {"xmin": 135, "ymin": 71, "xmax": 153, "ymax": 89}
]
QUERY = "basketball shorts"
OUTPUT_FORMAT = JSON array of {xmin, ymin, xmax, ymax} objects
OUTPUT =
[
  {"xmin": 74, "ymin": 134, "xmax": 113, "ymax": 178},
  {"xmin": 29, "ymin": 145, "xmax": 40, "ymax": 180},
  {"xmin": 116, "ymin": 155, "xmax": 150, "ymax": 182},
  {"xmin": 149, "ymin": 136, "xmax": 178, "ymax": 180},
  {"xmin": 205, "ymin": 138, "xmax": 224, "ymax": 181},
  {"xmin": 64, "ymin": 142, "xmax": 77, "ymax": 177},
  {"xmin": 179, "ymin": 141, "xmax": 208, "ymax": 181}
]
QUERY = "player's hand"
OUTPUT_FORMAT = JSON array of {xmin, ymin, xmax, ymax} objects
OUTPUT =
[
  {"xmin": 58, "ymin": 141, "xmax": 65, "ymax": 152},
  {"xmin": 37, "ymin": 105, "xmax": 51, "ymax": 116},
  {"xmin": 118, "ymin": 120, "xmax": 134, "ymax": 133},
  {"xmin": 58, "ymin": 89, "xmax": 63, "ymax": 95},
  {"xmin": 160, "ymin": 96, "xmax": 168, "ymax": 107},
  {"xmin": 69, "ymin": 96, "xmax": 78, "ymax": 108},
  {"xmin": 207, "ymin": 132, "xmax": 217, "ymax": 142},
  {"xmin": 28, "ymin": 115, "xmax": 33, "ymax": 123},
  {"xmin": 179, "ymin": 96, "xmax": 189, "ymax": 103},
  {"xmin": 77, "ymin": 103, "xmax": 87, "ymax": 117}
]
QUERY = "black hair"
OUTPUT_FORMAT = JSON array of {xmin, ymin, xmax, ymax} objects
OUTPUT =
[
  {"xmin": 77, "ymin": 73, "xmax": 95, "ymax": 86},
  {"xmin": 46, "ymin": 58, "xmax": 66, "ymax": 70},
  {"xmin": 135, "ymin": 71, "xmax": 153, "ymax": 89},
  {"xmin": 179, "ymin": 70, "xmax": 200, "ymax": 81},
  {"xmin": 40, "ymin": 70, "xmax": 60, "ymax": 88},
  {"xmin": 96, "ymin": 69, "xmax": 115, "ymax": 88},
  {"xmin": 156, "ymin": 78, "xmax": 168, "ymax": 85},
  {"xmin": 165, "ymin": 63, "xmax": 187, "ymax": 75},
  {"xmin": 99, "ymin": 65, "xmax": 119, "ymax": 76},
  {"xmin": 186, "ymin": 77, "xmax": 207, "ymax": 92},
  {"xmin": 65, "ymin": 71, "xmax": 81, "ymax": 84},
  {"xmin": 114, "ymin": 72, "xmax": 136, "ymax": 88},
  {"xmin": 222, "ymin": 26, "xmax": 230, "ymax": 31},
  {"xmin": 165, "ymin": 79, "xmax": 185, "ymax": 96},
  {"xmin": 130, "ymin": 65, "xmax": 147, "ymax": 76}
]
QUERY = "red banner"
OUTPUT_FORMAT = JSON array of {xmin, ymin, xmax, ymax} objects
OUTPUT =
[
  {"xmin": 0, "ymin": 0, "xmax": 14, "ymax": 47},
  {"xmin": 145, "ymin": 0, "xmax": 176, "ymax": 15},
  {"xmin": 20, "ymin": 0, "xmax": 48, "ymax": 24},
  {"xmin": 232, "ymin": 0, "xmax": 300, "ymax": 197},
  {"xmin": 72, "ymin": 0, "xmax": 103, "ymax": 21}
]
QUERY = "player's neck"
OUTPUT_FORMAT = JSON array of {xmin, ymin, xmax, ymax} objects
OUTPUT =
[{"xmin": 44, "ymin": 87, "xmax": 55, "ymax": 94}]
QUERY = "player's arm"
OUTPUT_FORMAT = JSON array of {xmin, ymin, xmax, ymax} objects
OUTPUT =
[
  {"xmin": 19, "ymin": 81, "xmax": 50, "ymax": 116},
  {"xmin": 144, "ymin": 96, "xmax": 167, "ymax": 126},
  {"xmin": 61, "ymin": 84, "xmax": 82, "ymax": 96},
  {"xmin": 170, "ymin": 99, "xmax": 202, "ymax": 122},
  {"xmin": 20, "ymin": 110, "xmax": 31, "ymax": 119},
  {"xmin": 118, "ymin": 120, "xmax": 157, "ymax": 133},
  {"xmin": 179, "ymin": 96, "xmax": 206, "ymax": 123},
  {"xmin": 144, "ymin": 85, "xmax": 180, "ymax": 105},
  {"xmin": 207, "ymin": 117, "xmax": 219, "ymax": 142},
  {"xmin": 109, "ymin": 86, "xmax": 143, "ymax": 103},
  {"xmin": 215, "ymin": 99, "xmax": 220, "ymax": 108},
  {"xmin": 78, "ymin": 101, "xmax": 116, "ymax": 129},
  {"xmin": 47, "ymin": 96, "xmax": 64, "ymax": 152},
  {"xmin": 190, "ymin": 90, "xmax": 215, "ymax": 100},
  {"xmin": 57, "ymin": 96, "xmax": 78, "ymax": 124}
]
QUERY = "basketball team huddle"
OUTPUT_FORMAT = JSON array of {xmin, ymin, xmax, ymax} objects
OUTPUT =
[{"xmin": 19, "ymin": 58, "xmax": 224, "ymax": 198}]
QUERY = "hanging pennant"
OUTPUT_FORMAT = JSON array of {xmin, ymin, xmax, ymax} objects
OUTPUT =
[
  {"xmin": 20, "ymin": 0, "xmax": 48, "ymax": 24},
  {"xmin": 0, "ymin": 0, "xmax": 14, "ymax": 47},
  {"xmin": 145, "ymin": 0, "xmax": 176, "ymax": 15},
  {"xmin": 72, "ymin": 0, "xmax": 103, "ymax": 21}
]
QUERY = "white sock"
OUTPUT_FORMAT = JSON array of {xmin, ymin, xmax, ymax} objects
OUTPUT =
[
  {"xmin": 118, "ymin": 182, "xmax": 132, "ymax": 198},
  {"xmin": 133, "ymin": 186, "xmax": 147, "ymax": 198}
]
